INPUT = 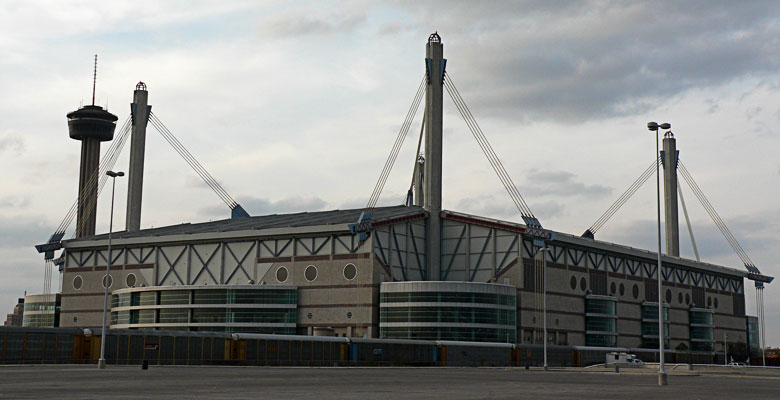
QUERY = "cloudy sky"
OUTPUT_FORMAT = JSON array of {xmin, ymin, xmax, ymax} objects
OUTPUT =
[{"xmin": 1, "ymin": 1, "xmax": 779, "ymax": 345}]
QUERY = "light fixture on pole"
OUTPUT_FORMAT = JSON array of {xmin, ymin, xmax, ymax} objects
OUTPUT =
[
  {"xmin": 647, "ymin": 121, "xmax": 670, "ymax": 385},
  {"xmin": 98, "ymin": 170, "xmax": 124, "ymax": 369},
  {"xmin": 538, "ymin": 246, "xmax": 551, "ymax": 371}
]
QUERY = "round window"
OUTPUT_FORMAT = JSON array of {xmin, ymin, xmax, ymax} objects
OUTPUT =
[
  {"xmin": 685, "ymin": 293, "xmax": 690, "ymax": 305},
  {"xmin": 347, "ymin": 312, "xmax": 353, "ymax": 319},
  {"xmin": 307, "ymin": 312, "xmax": 313, "ymax": 320},
  {"xmin": 125, "ymin": 273, "xmax": 137, "ymax": 288},
  {"xmin": 579, "ymin": 277, "xmax": 586, "ymax": 291},
  {"xmin": 678, "ymin": 292, "xmax": 683, "ymax": 304},
  {"xmin": 73, "ymin": 275, "xmax": 83, "ymax": 290},
  {"xmin": 570, "ymin": 276, "xmax": 577, "ymax": 290},
  {"xmin": 632, "ymin": 284, "xmax": 639, "ymax": 299},
  {"xmin": 276, "ymin": 266, "xmax": 289, "ymax": 283},
  {"xmin": 610, "ymin": 282, "xmax": 616, "ymax": 295},
  {"xmin": 665, "ymin": 289, "xmax": 672, "ymax": 303},
  {"xmin": 102, "ymin": 275, "xmax": 113, "ymax": 289},
  {"xmin": 304, "ymin": 265, "xmax": 318, "ymax": 282},
  {"xmin": 714, "ymin": 298, "xmax": 719, "ymax": 309},
  {"xmin": 343, "ymin": 264, "xmax": 357, "ymax": 280},
  {"xmin": 619, "ymin": 283, "xmax": 625, "ymax": 296}
]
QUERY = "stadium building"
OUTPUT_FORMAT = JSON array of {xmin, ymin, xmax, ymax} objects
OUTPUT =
[{"xmin": 44, "ymin": 33, "xmax": 771, "ymax": 360}]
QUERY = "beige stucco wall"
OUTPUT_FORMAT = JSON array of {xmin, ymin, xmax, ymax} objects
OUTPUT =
[{"xmin": 60, "ymin": 265, "xmax": 152, "ymax": 328}]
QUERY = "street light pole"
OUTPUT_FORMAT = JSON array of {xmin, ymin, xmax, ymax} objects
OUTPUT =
[
  {"xmin": 98, "ymin": 170, "xmax": 124, "ymax": 369},
  {"xmin": 540, "ymin": 247, "xmax": 551, "ymax": 371},
  {"xmin": 648, "ymin": 121, "xmax": 670, "ymax": 386}
]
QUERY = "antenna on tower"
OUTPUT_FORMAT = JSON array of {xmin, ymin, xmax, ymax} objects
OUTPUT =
[{"xmin": 92, "ymin": 54, "xmax": 97, "ymax": 106}]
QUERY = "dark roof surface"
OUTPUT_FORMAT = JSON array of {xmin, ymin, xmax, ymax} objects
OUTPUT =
[{"xmin": 69, "ymin": 205, "xmax": 425, "ymax": 242}]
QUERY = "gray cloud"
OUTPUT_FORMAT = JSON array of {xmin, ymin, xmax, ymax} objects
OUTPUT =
[
  {"xmin": 336, "ymin": 191, "xmax": 409, "ymax": 211},
  {"xmin": 257, "ymin": 9, "xmax": 366, "ymax": 38},
  {"xmin": 184, "ymin": 175, "xmax": 217, "ymax": 190},
  {"xmin": 705, "ymin": 99, "xmax": 720, "ymax": 114},
  {"xmin": 199, "ymin": 195, "xmax": 329, "ymax": 218},
  {"xmin": 0, "ymin": 215, "xmax": 52, "ymax": 248},
  {"xmin": 599, "ymin": 213, "xmax": 779, "ymax": 269},
  {"xmin": 0, "ymin": 135, "xmax": 25, "ymax": 155},
  {"xmin": 240, "ymin": 195, "xmax": 328, "ymax": 214},
  {"xmin": 522, "ymin": 169, "xmax": 612, "ymax": 198},
  {"xmin": 529, "ymin": 200, "xmax": 565, "ymax": 220},
  {"xmin": 0, "ymin": 196, "xmax": 30, "ymax": 209},
  {"xmin": 377, "ymin": 21, "xmax": 404, "ymax": 36},
  {"xmin": 453, "ymin": 168, "xmax": 609, "ymax": 221},
  {"xmin": 398, "ymin": 0, "xmax": 780, "ymax": 123},
  {"xmin": 746, "ymin": 107, "xmax": 763, "ymax": 121},
  {"xmin": 455, "ymin": 194, "xmax": 567, "ymax": 221},
  {"xmin": 455, "ymin": 193, "xmax": 526, "ymax": 221}
]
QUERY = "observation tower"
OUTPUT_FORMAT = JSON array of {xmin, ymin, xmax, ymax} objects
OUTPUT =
[{"xmin": 67, "ymin": 56, "xmax": 118, "ymax": 237}]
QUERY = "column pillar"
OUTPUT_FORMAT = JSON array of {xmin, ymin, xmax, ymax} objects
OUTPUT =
[
  {"xmin": 126, "ymin": 83, "xmax": 150, "ymax": 232},
  {"xmin": 424, "ymin": 33, "xmax": 445, "ymax": 280},
  {"xmin": 662, "ymin": 133, "xmax": 679, "ymax": 257}
]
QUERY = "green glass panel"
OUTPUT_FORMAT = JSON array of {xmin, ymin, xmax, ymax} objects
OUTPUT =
[
  {"xmin": 139, "ymin": 292, "xmax": 157, "ymax": 306},
  {"xmin": 158, "ymin": 308, "xmax": 188, "ymax": 323},
  {"xmin": 586, "ymin": 316, "xmax": 616, "ymax": 333},
  {"xmin": 690, "ymin": 326, "xmax": 713, "ymax": 341},
  {"xmin": 380, "ymin": 291, "xmax": 515, "ymax": 306},
  {"xmin": 689, "ymin": 311, "xmax": 713, "ymax": 325},
  {"xmin": 585, "ymin": 298, "xmax": 616, "ymax": 315},
  {"xmin": 192, "ymin": 290, "xmax": 227, "ymax": 304},
  {"xmin": 159, "ymin": 290, "xmax": 190, "ymax": 305}
]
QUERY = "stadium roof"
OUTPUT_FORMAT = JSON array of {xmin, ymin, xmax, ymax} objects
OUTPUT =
[
  {"xmin": 63, "ymin": 204, "xmax": 749, "ymax": 278},
  {"xmin": 68, "ymin": 205, "xmax": 426, "ymax": 242}
]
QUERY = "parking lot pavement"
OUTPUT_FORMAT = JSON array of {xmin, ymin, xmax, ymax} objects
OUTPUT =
[{"xmin": 1, "ymin": 365, "xmax": 779, "ymax": 399}]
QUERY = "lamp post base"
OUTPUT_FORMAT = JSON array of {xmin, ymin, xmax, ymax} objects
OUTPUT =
[
  {"xmin": 658, "ymin": 371, "xmax": 667, "ymax": 386},
  {"xmin": 543, "ymin": 365, "xmax": 548, "ymax": 371},
  {"xmin": 98, "ymin": 359, "xmax": 106, "ymax": 369}
]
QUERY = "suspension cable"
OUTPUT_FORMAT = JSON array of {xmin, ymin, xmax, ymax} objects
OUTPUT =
[
  {"xmin": 678, "ymin": 160, "xmax": 754, "ymax": 266},
  {"xmin": 408, "ymin": 114, "xmax": 426, "ymax": 195},
  {"xmin": 149, "ymin": 112, "xmax": 234, "ymax": 206},
  {"xmin": 72, "ymin": 119, "xmax": 133, "ymax": 237},
  {"xmin": 678, "ymin": 162, "xmax": 750, "ymax": 264},
  {"xmin": 444, "ymin": 73, "xmax": 535, "ymax": 219},
  {"xmin": 445, "ymin": 76, "xmax": 533, "ymax": 217},
  {"xmin": 56, "ymin": 116, "xmax": 131, "ymax": 234},
  {"xmin": 587, "ymin": 157, "xmax": 660, "ymax": 235},
  {"xmin": 149, "ymin": 113, "xmax": 231, "ymax": 204},
  {"xmin": 49, "ymin": 115, "xmax": 132, "ymax": 238},
  {"xmin": 149, "ymin": 112, "xmax": 238, "ymax": 209},
  {"xmin": 677, "ymin": 182, "xmax": 700, "ymax": 261},
  {"xmin": 445, "ymin": 77, "xmax": 521, "ymax": 213},
  {"xmin": 149, "ymin": 115, "xmax": 233, "ymax": 207},
  {"xmin": 591, "ymin": 158, "xmax": 657, "ymax": 231},
  {"xmin": 361, "ymin": 74, "xmax": 426, "ymax": 215}
]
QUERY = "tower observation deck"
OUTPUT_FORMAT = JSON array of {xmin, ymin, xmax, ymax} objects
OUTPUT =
[{"xmin": 67, "ymin": 104, "xmax": 117, "ymax": 237}]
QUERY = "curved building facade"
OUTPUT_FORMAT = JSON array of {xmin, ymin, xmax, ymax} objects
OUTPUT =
[
  {"xmin": 22, "ymin": 293, "xmax": 60, "ymax": 328},
  {"xmin": 379, "ymin": 281, "xmax": 516, "ymax": 343},
  {"xmin": 110, "ymin": 285, "xmax": 297, "ymax": 334}
]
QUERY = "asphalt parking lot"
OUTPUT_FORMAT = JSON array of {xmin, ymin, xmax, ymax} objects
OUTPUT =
[{"xmin": 1, "ymin": 365, "xmax": 778, "ymax": 399}]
